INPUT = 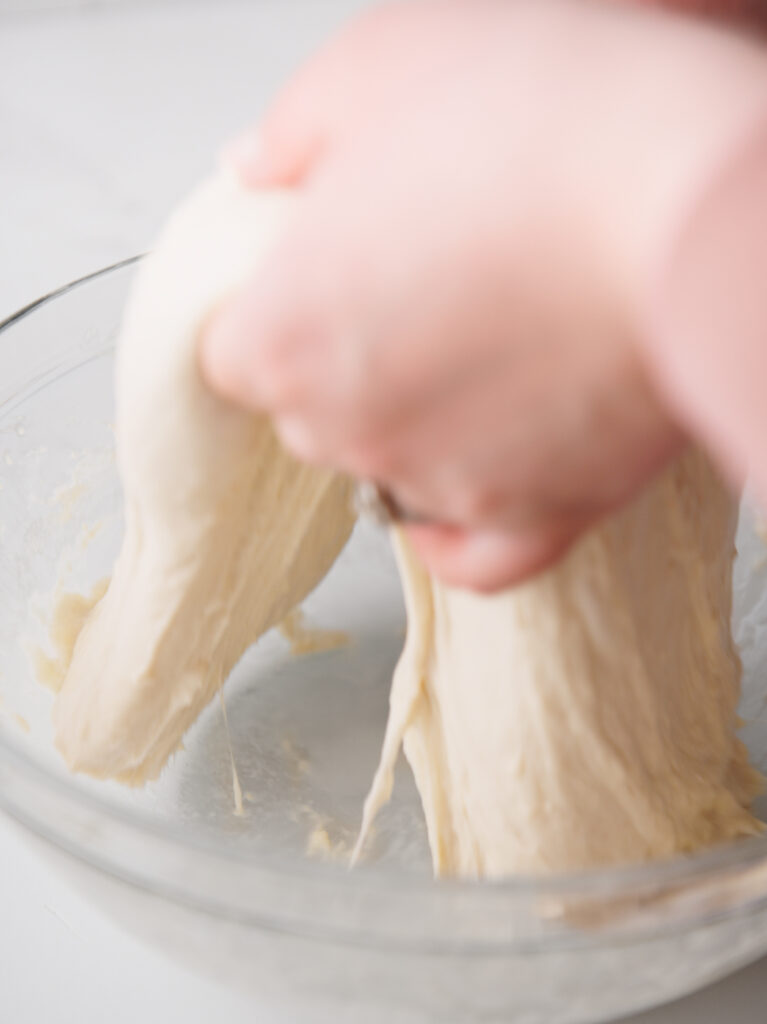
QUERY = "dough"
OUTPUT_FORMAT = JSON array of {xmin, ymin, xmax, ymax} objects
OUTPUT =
[
  {"xmin": 54, "ymin": 173, "xmax": 355, "ymax": 784},
  {"xmin": 279, "ymin": 607, "xmax": 349, "ymax": 656},
  {"xmin": 54, "ymin": 172, "xmax": 761, "ymax": 877},
  {"xmin": 355, "ymin": 451, "xmax": 762, "ymax": 876},
  {"xmin": 34, "ymin": 578, "xmax": 109, "ymax": 693}
]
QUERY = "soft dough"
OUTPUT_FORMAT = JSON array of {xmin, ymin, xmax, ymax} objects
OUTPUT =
[
  {"xmin": 54, "ymin": 174, "xmax": 355, "ymax": 784},
  {"xmin": 355, "ymin": 451, "xmax": 763, "ymax": 876},
  {"xmin": 54, "ymin": 173, "xmax": 761, "ymax": 877}
]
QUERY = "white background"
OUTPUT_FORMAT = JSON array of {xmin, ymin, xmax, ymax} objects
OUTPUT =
[{"xmin": 1, "ymin": 1, "xmax": 765, "ymax": 1020}]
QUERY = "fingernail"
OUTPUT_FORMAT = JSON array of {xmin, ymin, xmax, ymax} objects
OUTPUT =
[
  {"xmin": 276, "ymin": 416, "xmax": 323, "ymax": 463},
  {"xmin": 219, "ymin": 131, "xmax": 270, "ymax": 184}
]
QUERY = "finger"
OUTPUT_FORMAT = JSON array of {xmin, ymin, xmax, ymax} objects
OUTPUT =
[
  {"xmin": 222, "ymin": 0, "xmax": 478, "ymax": 188},
  {"xmin": 221, "ymin": 29, "xmax": 359, "ymax": 188},
  {"xmin": 405, "ymin": 522, "xmax": 580, "ymax": 593},
  {"xmin": 220, "ymin": 61, "xmax": 344, "ymax": 188},
  {"xmin": 220, "ymin": 128, "xmax": 315, "ymax": 190},
  {"xmin": 199, "ymin": 267, "xmax": 323, "ymax": 414},
  {"xmin": 222, "ymin": 2, "xmax": 413, "ymax": 187},
  {"xmin": 202, "ymin": 131, "xmax": 410, "ymax": 422}
]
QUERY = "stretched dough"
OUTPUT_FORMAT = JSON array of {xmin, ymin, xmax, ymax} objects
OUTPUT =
[
  {"xmin": 54, "ymin": 174, "xmax": 355, "ymax": 784},
  {"xmin": 355, "ymin": 452, "xmax": 762, "ymax": 876},
  {"xmin": 54, "ymin": 173, "xmax": 761, "ymax": 878}
]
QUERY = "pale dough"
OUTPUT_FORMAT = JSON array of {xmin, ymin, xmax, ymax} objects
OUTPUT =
[
  {"xmin": 355, "ymin": 452, "xmax": 762, "ymax": 876},
  {"xmin": 34, "ymin": 578, "xmax": 109, "ymax": 693},
  {"xmin": 53, "ymin": 173, "xmax": 354, "ymax": 784},
  {"xmin": 53, "ymin": 172, "xmax": 762, "ymax": 876},
  {"xmin": 279, "ymin": 607, "xmax": 350, "ymax": 656}
]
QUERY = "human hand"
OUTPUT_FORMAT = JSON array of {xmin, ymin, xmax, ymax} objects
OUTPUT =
[{"xmin": 202, "ymin": 0, "xmax": 767, "ymax": 590}]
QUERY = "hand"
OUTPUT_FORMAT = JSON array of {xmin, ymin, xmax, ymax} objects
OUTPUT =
[{"xmin": 202, "ymin": 0, "xmax": 767, "ymax": 590}]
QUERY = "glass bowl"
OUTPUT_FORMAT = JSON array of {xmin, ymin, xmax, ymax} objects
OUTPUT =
[{"xmin": 2, "ymin": 261, "xmax": 767, "ymax": 1024}]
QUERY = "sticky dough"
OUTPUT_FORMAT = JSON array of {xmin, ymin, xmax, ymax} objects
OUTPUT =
[
  {"xmin": 54, "ymin": 174, "xmax": 354, "ymax": 784},
  {"xmin": 55, "ymin": 172, "xmax": 761, "ymax": 874},
  {"xmin": 356, "ymin": 452, "xmax": 762, "ymax": 876}
]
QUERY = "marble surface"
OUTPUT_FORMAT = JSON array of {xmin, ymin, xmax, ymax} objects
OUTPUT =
[{"xmin": 2, "ymin": 2, "xmax": 767, "ymax": 1021}]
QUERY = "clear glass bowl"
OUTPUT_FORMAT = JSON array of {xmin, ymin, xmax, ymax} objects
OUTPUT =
[{"xmin": 2, "ymin": 261, "xmax": 767, "ymax": 1023}]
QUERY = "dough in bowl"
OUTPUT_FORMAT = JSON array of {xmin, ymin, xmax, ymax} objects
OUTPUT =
[
  {"xmin": 54, "ymin": 173, "xmax": 355, "ymax": 784},
  {"xmin": 356, "ymin": 452, "xmax": 763, "ymax": 876},
  {"xmin": 54, "ymin": 172, "xmax": 762, "ymax": 875}
]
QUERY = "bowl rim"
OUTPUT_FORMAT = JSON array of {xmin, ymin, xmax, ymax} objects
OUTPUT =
[{"xmin": 2, "ymin": 259, "xmax": 767, "ymax": 953}]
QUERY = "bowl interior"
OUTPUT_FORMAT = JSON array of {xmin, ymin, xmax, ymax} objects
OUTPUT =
[
  {"xmin": 2, "ymin": 261, "xmax": 767, "ymax": 926},
  {"xmin": 0, "ymin": 263, "xmax": 433, "ymax": 878}
]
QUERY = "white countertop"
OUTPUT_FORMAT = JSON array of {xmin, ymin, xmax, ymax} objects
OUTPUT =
[{"xmin": 1, "ymin": 2, "xmax": 766, "ymax": 1021}]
